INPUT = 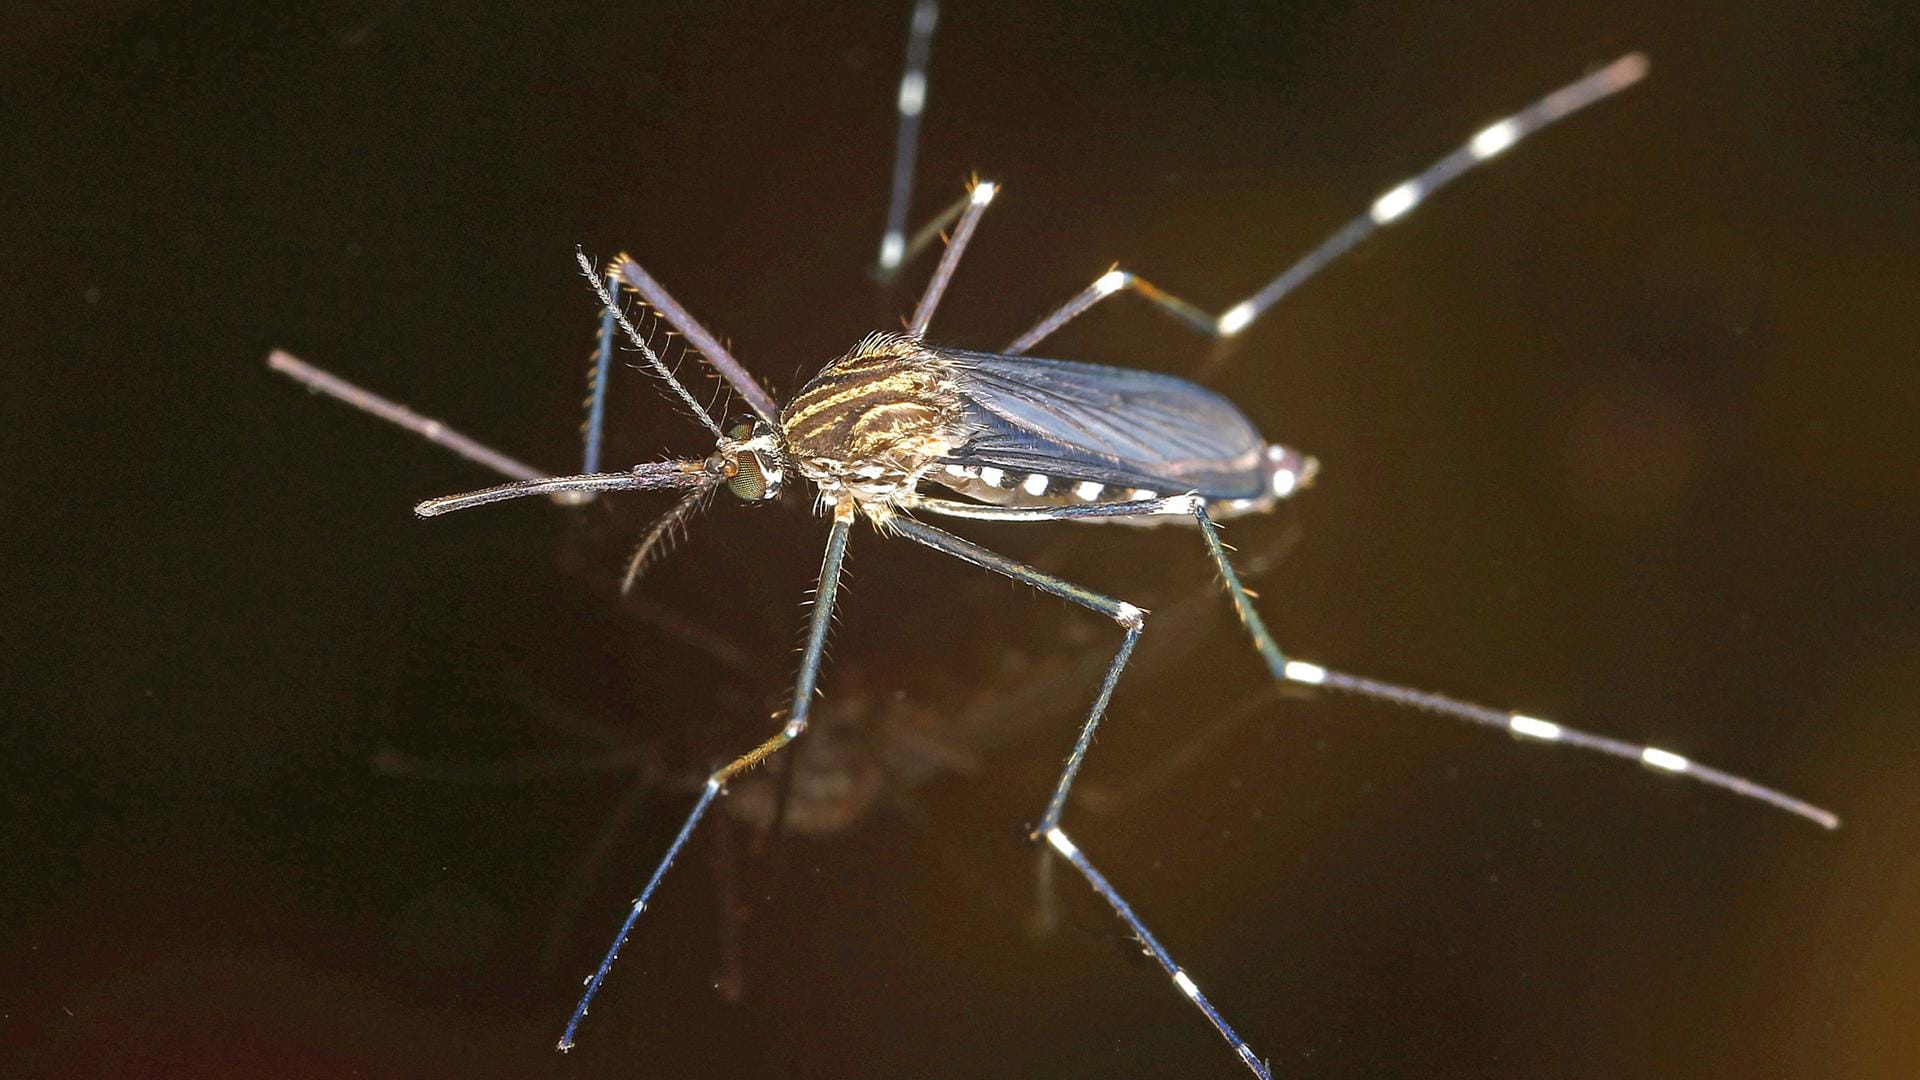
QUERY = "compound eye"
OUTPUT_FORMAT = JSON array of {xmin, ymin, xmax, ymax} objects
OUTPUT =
[
  {"xmin": 725, "ymin": 450, "xmax": 782, "ymax": 501},
  {"xmin": 726, "ymin": 419, "xmax": 756, "ymax": 441}
]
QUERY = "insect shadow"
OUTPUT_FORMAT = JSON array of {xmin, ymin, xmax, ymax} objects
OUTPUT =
[{"xmin": 368, "ymin": 525, "xmax": 1300, "ymax": 999}]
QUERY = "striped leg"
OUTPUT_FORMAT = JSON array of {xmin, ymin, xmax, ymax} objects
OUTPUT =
[
  {"xmin": 887, "ymin": 513, "xmax": 1273, "ymax": 1080},
  {"xmin": 557, "ymin": 506, "xmax": 855, "ymax": 1051},
  {"xmin": 1004, "ymin": 54, "xmax": 1649, "ymax": 356},
  {"xmin": 874, "ymin": 0, "xmax": 941, "ymax": 279},
  {"xmin": 906, "ymin": 493, "xmax": 1839, "ymax": 829}
]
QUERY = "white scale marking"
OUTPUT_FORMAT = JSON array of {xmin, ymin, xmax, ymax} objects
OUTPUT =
[
  {"xmin": 1370, "ymin": 179, "xmax": 1423, "ymax": 225},
  {"xmin": 1216, "ymin": 301, "xmax": 1256, "ymax": 337},
  {"xmin": 1470, "ymin": 116, "xmax": 1521, "ymax": 159},
  {"xmin": 1641, "ymin": 746, "xmax": 1691, "ymax": 773},
  {"xmin": 1172, "ymin": 970, "xmax": 1200, "ymax": 1000},
  {"xmin": 1022, "ymin": 472, "xmax": 1050, "ymax": 497},
  {"xmin": 1044, "ymin": 827, "xmax": 1078, "ymax": 859},
  {"xmin": 1094, "ymin": 269, "xmax": 1129, "ymax": 295},
  {"xmin": 1283, "ymin": 660, "xmax": 1328, "ymax": 685},
  {"xmin": 1509, "ymin": 713, "xmax": 1564, "ymax": 741},
  {"xmin": 970, "ymin": 181, "xmax": 998, "ymax": 205},
  {"xmin": 1270, "ymin": 468, "xmax": 1297, "ymax": 497},
  {"xmin": 879, "ymin": 230, "xmax": 905, "ymax": 270},
  {"xmin": 943, "ymin": 463, "xmax": 969, "ymax": 477},
  {"xmin": 978, "ymin": 466, "xmax": 1004, "ymax": 487},
  {"xmin": 1075, "ymin": 481, "xmax": 1105, "ymax": 501},
  {"xmin": 897, "ymin": 71, "xmax": 926, "ymax": 117},
  {"xmin": 1127, "ymin": 488, "xmax": 1158, "ymax": 501}
]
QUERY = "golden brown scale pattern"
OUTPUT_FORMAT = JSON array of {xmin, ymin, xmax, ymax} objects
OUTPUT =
[{"xmin": 780, "ymin": 332, "xmax": 973, "ymax": 501}]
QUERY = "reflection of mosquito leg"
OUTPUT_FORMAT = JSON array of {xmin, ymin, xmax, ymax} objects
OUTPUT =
[
  {"xmin": 910, "ymin": 493, "xmax": 1838, "ymax": 828},
  {"xmin": 885, "ymin": 513, "xmax": 1270, "ymax": 1080},
  {"xmin": 1075, "ymin": 684, "xmax": 1288, "ymax": 816},
  {"xmin": 879, "ymin": 189, "xmax": 971, "ymax": 284},
  {"xmin": 559, "ymin": 506, "xmax": 855, "ymax": 1051},
  {"xmin": 907, "ymin": 179, "xmax": 998, "ymax": 336},
  {"xmin": 1002, "ymin": 55, "xmax": 1650, "ymax": 356},
  {"xmin": 709, "ymin": 808, "xmax": 750, "ymax": 1004},
  {"xmin": 873, "ymin": 0, "xmax": 941, "ymax": 280},
  {"xmin": 1024, "ymin": 842, "xmax": 1059, "ymax": 938},
  {"xmin": 583, "ymin": 267, "xmax": 620, "ymax": 475},
  {"xmin": 537, "ymin": 773, "xmax": 658, "ymax": 979}
]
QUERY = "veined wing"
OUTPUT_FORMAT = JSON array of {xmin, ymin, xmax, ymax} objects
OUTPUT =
[{"xmin": 942, "ymin": 348, "xmax": 1269, "ymax": 499}]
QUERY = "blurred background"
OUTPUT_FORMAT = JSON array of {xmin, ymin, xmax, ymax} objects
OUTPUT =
[{"xmin": 5, "ymin": 1, "xmax": 1918, "ymax": 1077}]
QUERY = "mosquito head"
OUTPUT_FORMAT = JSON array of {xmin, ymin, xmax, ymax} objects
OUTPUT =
[
  {"xmin": 710, "ymin": 417, "xmax": 787, "ymax": 503},
  {"xmin": 607, "ymin": 419, "xmax": 786, "ymax": 594}
]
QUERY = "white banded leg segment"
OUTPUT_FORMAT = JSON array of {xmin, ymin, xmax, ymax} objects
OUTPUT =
[
  {"xmin": 900, "ymin": 504, "xmax": 1269, "ymax": 1077},
  {"xmin": 876, "ymin": 0, "xmax": 940, "ymax": 276},
  {"xmin": 1279, "ymin": 662, "xmax": 1840, "ymax": 830},
  {"xmin": 1007, "ymin": 55, "xmax": 1651, "ymax": 357},
  {"xmin": 1218, "ymin": 53, "xmax": 1650, "ymax": 339},
  {"xmin": 1044, "ymin": 828, "xmax": 1272, "ymax": 1080}
]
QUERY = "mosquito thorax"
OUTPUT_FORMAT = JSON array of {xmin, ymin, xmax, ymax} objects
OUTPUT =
[
  {"xmin": 713, "ymin": 418, "xmax": 786, "ymax": 502},
  {"xmin": 778, "ymin": 332, "xmax": 968, "ymax": 504}
]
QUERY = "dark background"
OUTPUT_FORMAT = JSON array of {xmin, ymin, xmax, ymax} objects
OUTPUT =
[{"xmin": 6, "ymin": 1, "xmax": 1918, "ymax": 1077}]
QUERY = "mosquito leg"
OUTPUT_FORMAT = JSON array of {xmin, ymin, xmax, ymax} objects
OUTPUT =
[
  {"xmin": 1044, "ymin": 828, "xmax": 1272, "ymax": 1079},
  {"xmin": 1004, "ymin": 269, "xmax": 1216, "ymax": 354},
  {"xmin": 604, "ymin": 253, "xmax": 781, "ymax": 425},
  {"xmin": 1003, "ymin": 54, "xmax": 1649, "ymax": 355},
  {"xmin": 267, "ymin": 350, "xmax": 548, "ymax": 482},
  {"xmin": 907, "ymin": 178, "xmax": 998, "ymax": 337},
  {"xmin": 906, "ymin": 494, "xmax": 1837, "ymax": 827},
  {"xmin": 886, "ymin": 512, "xmax": 1270, "ymax": 1080},
  {"xmin": 1178, "ymin": 503, "xmax": 1839, "ymax": 828},
  {"xmin": 557, "ymin": 505, "xmax": 854, "ymax": 1052},
  {"xmin": 875, "ymin": 0, "xmax": 940, "ymax": 280}
]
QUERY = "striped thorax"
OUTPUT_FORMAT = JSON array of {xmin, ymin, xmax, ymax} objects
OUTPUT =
[{"xmin": 780, "ymin": 332, "xmax": 971, "ymax": 506}]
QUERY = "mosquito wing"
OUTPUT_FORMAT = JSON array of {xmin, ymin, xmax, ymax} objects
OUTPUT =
[{"xmin": 941, "ymin": 348, "xmax": 1271, "ymax": 499}]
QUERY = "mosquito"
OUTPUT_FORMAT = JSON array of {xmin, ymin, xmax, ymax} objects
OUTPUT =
[
  {"xmin": 356, "ymin": 49, "xmax": 1840, "ymax": 1080},
  {"xmin": 271, "ymin": 346, "xmax": 1295, "ymax": 1001},
  {"xmin": 272, "ymin": 12, "xmax": 1839, "ymax": 1074}
]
